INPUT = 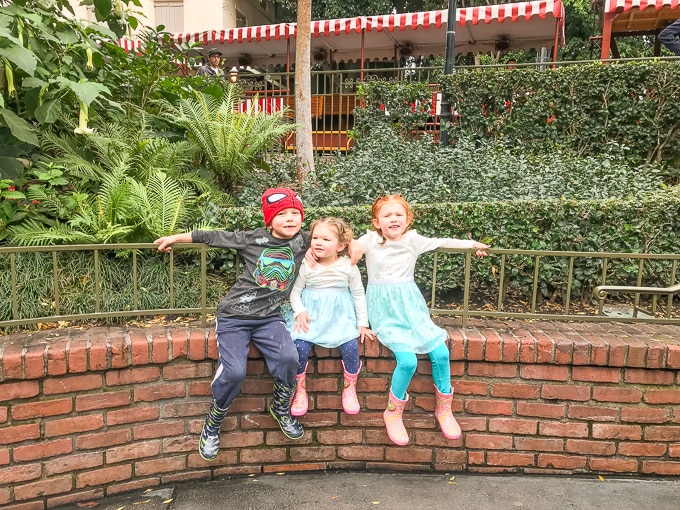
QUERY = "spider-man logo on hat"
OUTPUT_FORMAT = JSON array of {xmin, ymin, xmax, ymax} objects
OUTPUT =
[{"xmin": 261, "ymin": 188, "xmax": 304, "ymax": 226}]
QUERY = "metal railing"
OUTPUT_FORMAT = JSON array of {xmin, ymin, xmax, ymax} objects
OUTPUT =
[{"xmin": 0, "ymin": 244, "xmax": 678, "ymax": 329}]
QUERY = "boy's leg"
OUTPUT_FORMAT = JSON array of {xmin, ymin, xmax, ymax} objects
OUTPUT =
[
  {"xmin": 428, "ymin": 343, "xmax": 461, "ymax": 440},
  {"xmin": 252, "ymin": 316, "xmax": 304, "ymax": 439},
  {"xmin": 339, "ymin": 339, "xmax": 361, "ymax": 414},
  {"xmin": 292, "ymin": 339, "xmax": 313, "ymax": 416},
  {"xmin": 199, "ymin": 317, "xmax": 252, "ymax": 461}
]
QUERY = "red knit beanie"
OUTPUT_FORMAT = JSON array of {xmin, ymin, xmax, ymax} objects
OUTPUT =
[{"xmin": 261, "ymin": 188, "xmax": 304, "ymax": 226}]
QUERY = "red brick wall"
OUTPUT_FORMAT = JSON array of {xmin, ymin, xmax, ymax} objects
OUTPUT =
[{"xmin": 1, "ymin": 319, "xmax": 680, "ymax": 509}]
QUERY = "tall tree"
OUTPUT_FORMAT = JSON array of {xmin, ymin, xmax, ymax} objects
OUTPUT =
[{"xmin": 294, "ymin": 0, "xmax": 314, "ymax": 187}]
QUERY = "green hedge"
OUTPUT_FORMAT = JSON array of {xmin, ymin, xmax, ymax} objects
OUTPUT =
[{"xmin": 438, "ymin": 61, "xmax": 680, "ymax": 166}]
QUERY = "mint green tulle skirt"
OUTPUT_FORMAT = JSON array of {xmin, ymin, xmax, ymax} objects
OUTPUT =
[{"xmin": 366, "ymin": 281, "xmax": 447, "ymax": 354}]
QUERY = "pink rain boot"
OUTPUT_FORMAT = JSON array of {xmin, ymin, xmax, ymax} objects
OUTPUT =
[
  {"xmin": 383, "ymin": 389, "xmax": 409, "ymax": 446},
  {"xmin": 342, "ymin": 361, "xmax": 361, "ymax": 415},
  {"xmin": 291, "ymin": 365, "xmax": 308, "ymax": 417},
  {"xmin": 434, "ymin": 385, "xmax": 461, "ymax": 440}
]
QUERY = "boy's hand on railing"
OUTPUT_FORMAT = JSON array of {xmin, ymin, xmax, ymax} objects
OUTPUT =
[
  {"xmin": 358, "ymin": 326, "xmax": 375, "ymax": 343},
  {"xmin": 472, "ymin": 241, "xmax": 491, "ymax": 258}
]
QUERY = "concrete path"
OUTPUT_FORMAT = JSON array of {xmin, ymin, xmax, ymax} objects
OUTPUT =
[{"xmin": 60, "ymin": 472, "xmax": 680, "ymax": 510}]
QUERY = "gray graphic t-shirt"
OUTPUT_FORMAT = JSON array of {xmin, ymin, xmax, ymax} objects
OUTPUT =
[{"xmin": 192, "ymin": 228, "xmax": 309, "ymax": 318}]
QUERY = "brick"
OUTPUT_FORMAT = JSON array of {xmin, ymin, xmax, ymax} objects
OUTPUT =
[
  {"xmin": 240, "ymin": 448, "xmax": 288, "ymax": 463},
  {"xmin": 385, "ymin": 447, "xmax": 432, "ymax": 463},
  {"xmin": 572, "ymin": 366, "xmax": 621, "ymax": 383},
  {"xmin": 539, "ymin": 421, "xmax": 588, "ymax": 438},
  {"xmin": 0, "ymin": 447, "xmax": 7, "ymax": 465},
  {"xmin": 162, "ymin": 435, "xmax": 196, "ymax": 454},
  {"xmin": 624, "ymin": 368, "xmax": 674, "ymax": 385},
  {"xmin": 592, "ymin": 423, "xmax": 641, "ymax": 440},
  {"xmin": 43, "ymin": 374, "xmax": 102, "ymax": 395},
  {"xmin": 0, "ymin": 463, "xmax": 42, "ymax": 484},
  {"xmin": 46, "ymin": 488, "xmax": 104, "ymax": 508},
  {"xmin": 24, "ymin": 342, "xmax": 47, "ymax": 379},
  {"xmin": 105, "ymin": 366, "xmax": 160, "ymax": 386},
  {"xmin": 44, "ymin": 414, "xmax": 104, "ymax": 437},
  {"xmin": 434, "ymin": 449, "xmax": 466, "ymax": 465},
  {"xmin": 308, "ymin": 378, "xmax": 340, "ymax": 393},
  {"xmin": 337, "ymin": 445, "xmax": 384, "ymax": 461},
  {"xmin": 593, "ymin": 387, "xmax": 642, "ymax": 403},
  {"xmin": 491, "ymin": 382, "xmax": 539, "ymax": 399},
  {"xmin": 0, "ymin": 381, "xmax": 39, "ymax": 401},
  {"xmin": 0, "ymin": 423, "xmax": 40, "ymax": 445},
  {"xmin": 645, "ymin": 426, "xmax": 680, "ymax": 441},
  {"xmin": 517, "ymin": 402, "xmax": 565, "ymax": 419},
  {"xmin": 76, "ymin": 464, "xmax": 132, "ymax": 489},
  {"xmin": 644, "ymin": 389, "xmax": 680, "ymax": 405},
  {"xmin": 567, "ymin": 404, "xmax": 617, "ymax": 422},
  {"xmin": 453, "ymin": 380, "xmax": 488, "ymax": 395},
  {"xmin": 566, "ymin": 439, "xmax": 616, "ymax": 455},
  {"xmin": 187, "ymin": 451, "xmax": 238, "ymax": 469},
  {"xmin": 488, "ymin": 417, "xmax": 537, "ymax": 435},
  {"xmin": 487, "ymin": 451, "xmax": 535, "ymax": 467},
  {"xmin": 76, "ymin": 390, "xmax": 131, "ymax": 412},
  {"xmin": 109, "ymin": 332, "xmax": 129, "ymax": 369},
  {"xmin": 229, "ymin": 397, "xmax": 266, "ymax": 413},
  {"xmin": 106, "ymin": 477, "xmax": 161, "ymax": 496},
  {"xmin": 44, "ymin": 452, "xmax": 102, "ymax": 476},
  {"xmin": 169, "ymin": 329, "xmax": 188, "ymax": 359},
  {"xmin": 0, "ymin": 406, "xmax": 6, "ymax": 423},
  {"xmin": 316, "ymin": 429, "xmax": 364, "ymax": 445},
  {"xmin": 130, "ymin": 330, "xmax": 150, "ymax": 365},
  {"xmin": 465, "ymin": 433, "xmax": 513, "ymax": 450},
  {"xmin": 46, "ymin": 338, "xmax": 68, "ymax": 376},
  {"xmin": 520, "ymin": 365, "xmax": 569, "ymax": 381},
  {"xmin": 465, "ymin": 399, "xmax": 513, "ymax": 416},
  {"xmin": 107, "ymin": 405, "xmax": 159, "ymax": 425},
  {"xmin": 13, "ymin": 438, "xmax": 72, "ymax": 462},
  {"xmin": 68, "ymin": 336, "xmax": 89, "ymax": 373},
  {"xmin": 517, "ymin": 330, "xmax": 538, "ymax": 363},
  {"xmin": 467, "ymin": 362, "xmax": 517, "ymax": 378},
  {"xmin": 134, "ymin": 420, "xmax": 185, "ymax": 440},
  {"xmin": 76, "ymin": 428, "xmax": 131, "ymax": 449},
  {"xmin": 14, "ymin": 475, "xmax": 72, "ymax": 501},
  {"xmin": 620, "ymin": 407, "xmax": 669, "ymax": 424},
  {"xmin": 642, "ymin": 460, "xmax": 680, "ymax": 475},
  {"xmin": 88, "ymin": 333, "xmax": 109, "ymax": 371},
  {"xmin": 590, "ymin": 457, "xmax": 639, "ymax": 473},
  {"xmin": 188, "ymin": 381, "xmax": 212, "ymax": 396},
  {"xmin": 135, "ymin": 455, "xmax": 186, "ymax": 475},
  {"xmin": 537, "ymin": 453, "xmax": 586, "ymax": 470},
  {"xmin": 151, "ymin": 331, "xmax": 170, "ymax": 364},
  {"xmin": 514, "ymin": 437, "xmax": 564, "ymax": 452},
  {"xmin": 188, "ymin": 329, "xmax": 207, "ymax": 360},
  {"xmin": 625, "ymin": 338, "xmax": 647, "ymax": 368},
  {"xmin": 618, "ymin": 442, "xmax": 667, "ymax": 457},
  {"xmin": 2, "ymin": 342, "xmax": 24, "ymax": 379},
  {"xmin": 499, "ymin": 332, "xmax": 520, "ymax": 362},
  {"xmin": 162, "ymin": 363, "xmax": 213, "ymax": 380},
  {"xmin": 289, "ymin": 446, "xmax": 336, "ymax": 462},
  {"xmin": 134, "ymin": 382, "xmax": 186, "ymax": 402},
  {"xmin": 12, "ymin": 398, "xmax": 72, "ymax": 420},
  {"xmin": 162, "ymin": 401, "xmax": 210, "ymax": 419},
  {"xmin": 541, "ymin": 384, "xmax": 590, "ymax": 401}
]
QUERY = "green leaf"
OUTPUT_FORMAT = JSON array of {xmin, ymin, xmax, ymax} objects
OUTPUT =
[
  {"xmin": 0, "ymin": 45, "xmax": 38, "ymax": 76},
  {"xmin": 54, "ymin": 77, "xmax": 110, "ymax": 106},
  {"xmin": 0, "ymin": 108, "xmax": 39, "ymax": 146},
  {"xmin": 94, "ymin": 0, "xmax": 113, "ymax": 20},
  {"xmin": 21, "ymin": 77, "xmax": 47, "ymax": 89},
  {"xmin": 0, "ymin": 157, "xmax": 24, "ymax": 176},
  {"xmin": 35, "ymin": 99, "xmax": 62, "ymax": 124}
]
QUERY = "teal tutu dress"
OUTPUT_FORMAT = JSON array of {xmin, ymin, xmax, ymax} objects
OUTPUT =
[{"xmin": 285, "ymin": 287, "xmax": 359, "ymax": 348}]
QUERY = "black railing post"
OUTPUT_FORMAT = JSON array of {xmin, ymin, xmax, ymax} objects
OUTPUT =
[{"xmin": 439, "ymin": 0, "xmax": 457, "ymax": 146}]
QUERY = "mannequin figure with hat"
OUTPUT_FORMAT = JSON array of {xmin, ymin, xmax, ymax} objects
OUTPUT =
[
  {"xmin": 196, "ymin": 48, "xmax": 224, "ymax": 77},
  {"xmin": 154, "ymin": 188, "xmax": 308, "ymax": 461}
]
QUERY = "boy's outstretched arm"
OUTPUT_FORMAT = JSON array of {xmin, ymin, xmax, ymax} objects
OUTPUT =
[{"xmin": 154, "ymin": 232, "xmax": 193, "ymax": 252}]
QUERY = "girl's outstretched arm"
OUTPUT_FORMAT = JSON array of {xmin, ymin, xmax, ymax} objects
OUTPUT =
[
  {"xmin": 154, "ymin": 232, "xmax": 193, "ymax": 252},
  {"xmin": 471, "ymin": 241, "xmax": 491, "ymax": 258},
  {"xmin": 348, "ymin": 239, "xmax": 363, "ymax": 265}
]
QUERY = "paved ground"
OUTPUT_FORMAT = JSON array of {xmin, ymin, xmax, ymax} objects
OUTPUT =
[{"xmin": 60, "ymin": 471, "xmax": 680, "ymax": 510}]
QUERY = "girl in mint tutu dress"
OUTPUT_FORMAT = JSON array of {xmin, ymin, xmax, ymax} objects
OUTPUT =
[
  {"xmin": 355, "ymin": 194, "xmax": 490, "ymax": 446},
  {"xmin": 287, "ymin": 217, "xmax": 374, "ymax": 417}
]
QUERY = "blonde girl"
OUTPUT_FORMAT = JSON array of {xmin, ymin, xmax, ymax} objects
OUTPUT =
[
  {"xmin": 355, "ymin": 195, "xmax": 489, "ymax": 446},
  {"xmin": 287, "ymin": 217, "xmax": 374, "ymax": 416}
]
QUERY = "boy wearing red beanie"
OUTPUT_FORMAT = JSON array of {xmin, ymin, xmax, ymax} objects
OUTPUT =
[{"xmin": 154, "ymin": 188, "xmax": 307, "ymax": 461}]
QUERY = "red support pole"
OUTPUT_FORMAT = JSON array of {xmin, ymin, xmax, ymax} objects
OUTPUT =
[{"xmin": 600, "ymin": 12, "xmax": 616, "ymax": 60}]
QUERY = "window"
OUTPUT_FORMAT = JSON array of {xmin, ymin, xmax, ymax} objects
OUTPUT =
[
  {"xmin": 236, "ymin": 9, "xmax": 247, "ymax": 27},
  {"xmin": 155, "ymin": 0, "xmax": 184, "ymax": 33},
  {"xmin": 259, "ymin": 0, "xmax": 267, "ymax": 11}
]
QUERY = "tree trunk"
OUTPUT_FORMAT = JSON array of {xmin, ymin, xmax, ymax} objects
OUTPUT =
[{"xmin": 295, "ymin": 0, "xmax": 314, "ymax": 188}]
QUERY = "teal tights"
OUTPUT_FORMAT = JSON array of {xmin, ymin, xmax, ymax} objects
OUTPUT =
[{"xmin": 391, "ymin": 343, "xmax": 451, "ymax": 400}]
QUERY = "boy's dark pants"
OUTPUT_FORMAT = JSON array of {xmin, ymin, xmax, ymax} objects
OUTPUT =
[{"xmin": 211, "ymin": 316, "xmax": 299, "ymax": 408}]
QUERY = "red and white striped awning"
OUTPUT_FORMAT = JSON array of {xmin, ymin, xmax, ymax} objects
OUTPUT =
[
  {"xmin": 121, "ymin": 0, "xmax": 564, "ymax": 61},
  {"xmin": 605, "ymin": 0, "xmax": 679, "ymax": 12}
]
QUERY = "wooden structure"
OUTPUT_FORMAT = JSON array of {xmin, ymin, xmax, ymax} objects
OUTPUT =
[{"xmin": 598, "ymin": 0, "xmax": 679, "ymax": 59}]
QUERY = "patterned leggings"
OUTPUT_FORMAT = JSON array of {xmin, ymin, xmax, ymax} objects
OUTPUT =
[
  {"xmin": 295, "ymin": 338, "xmax": 361, "ymax": 375},
  {"xmin": 390, "ymin": 343, "xmax": 451, "ymax": 400}
]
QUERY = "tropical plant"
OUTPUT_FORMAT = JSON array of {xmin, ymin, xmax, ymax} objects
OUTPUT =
[{"xmin": 160, "ymin": 87, "xmax": 297, "ymax": 193}]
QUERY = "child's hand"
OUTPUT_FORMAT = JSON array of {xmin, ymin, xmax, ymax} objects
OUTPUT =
[
  {"xmin": 294, "ymin": 312, "xmax": 311, "ymax": 333},
  {"xmin": 154, "ymin": 236, "xmax": 174, "ymax": 253},
  {"xmin": 471, "ymin": 241, "xmax": 491, "ymax": 258},
  {"xmin": 348, "ymin": 239, "xmax": 363, "ymax": 265},
  {"xmin": 358, "ymin": 326, "xmax": 375, "ymax": 343},
  {"xmin": 304, "ymin": 247, "xmax": 317, "ymax": 268}
]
